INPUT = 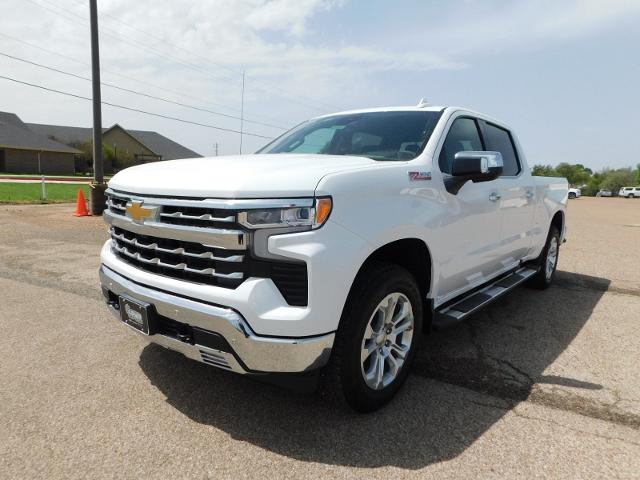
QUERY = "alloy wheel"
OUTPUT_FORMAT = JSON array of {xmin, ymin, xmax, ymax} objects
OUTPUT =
[
  {"xmin": 546, "ymin": 237, "xmax": 558, "ymax": 280},
  {"xmin": 360, "ymin": 292, "xmax": 414, "ymax": 390}
]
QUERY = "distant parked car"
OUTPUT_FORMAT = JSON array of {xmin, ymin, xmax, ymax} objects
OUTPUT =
[
  {"xmin": 596, "ymin": 189, "xmax": 612, "ymax": 197},
  {"xmin": 618, "ymin": 187, "xmax": 640, "ymax": 198},
  {"xmin": 568, "ymin": 187, "xmax": 581, "ymax": 199}
]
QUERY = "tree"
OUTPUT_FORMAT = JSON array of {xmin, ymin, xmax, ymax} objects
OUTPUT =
[
  {"xmin": 584, "ymin": 175, "xmax": 602, "ymax": 196},
  {"xmin": 554, "ymin": 163, "xmax": 592, "ymax": 187},
  {"xmin": 532, "ymin": 163, "xmax": 638, "ymax": 196},
  {"xmin": 600, "ymin": 168, "xmax": 636, "ymax": 194},
  {"xmin": 70, "ymin": 140, "xmax": 93, "ymax": 173},
  {"xmin": 532, "ymin": 164, "xmax": 557, "ymax": 177},
  {"xmin": 70, "ymin": 140, "xmax": 135, "ymax": 173}
]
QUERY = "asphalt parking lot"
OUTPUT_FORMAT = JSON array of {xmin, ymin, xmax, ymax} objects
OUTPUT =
[{"xmin": 1, "ymin": 197, "xmax": 639, "ymax": 479}]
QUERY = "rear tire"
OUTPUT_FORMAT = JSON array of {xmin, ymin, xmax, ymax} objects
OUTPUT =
[
  {"xmin": 320, "ymin": 262, "xmax": 423, "ymax": 413},
  {"xmin": 527, "ymin": 226, "xmax": 560, "ymax": 290}
]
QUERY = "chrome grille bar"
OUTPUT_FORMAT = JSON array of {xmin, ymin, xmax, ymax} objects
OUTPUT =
[
  {"xmin": 110, "ymin": 228, "xmax": 244, "ymax": 262},
  {"xmin": 104, "ymin": 209, "xmax": 247, "ymax": 250},
  {"xmin": 106, "ymin": 199, "xmax": 126, "ymax": 211},
  {"xmin": 160, "ymin": 211, "xmax": 235, "ymax": 223},
  {"xmin": 113, "ymin": 244, "xmax": 244, "ymax": 280}
]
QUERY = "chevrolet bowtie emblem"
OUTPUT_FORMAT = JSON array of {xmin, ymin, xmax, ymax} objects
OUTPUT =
[{"xmin": 125, "ymin": 201, "xmax": 159, "ymax": 223}]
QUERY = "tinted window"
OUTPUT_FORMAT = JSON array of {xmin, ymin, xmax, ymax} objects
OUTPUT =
[
  {"xmin": 259, "ymin": 111, "xmax": 442, "ymax": 161},
  {"xmin": 482, "ymin": 123, "xmax": 520, "ymax": 176},
  {"xmin": 287, "ymin": 127, "xmax": 337, "ymax": 153},
  {"xmin": 438, "ymin": 117, "xmax": 483, "ymax": 174}
]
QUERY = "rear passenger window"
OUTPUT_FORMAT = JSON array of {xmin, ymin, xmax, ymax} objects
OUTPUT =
[
  {"xmin": 438, "ymin": 117, "xmax": 483, "ymax": 174},
  {"xmin": 482, "ymin": 123, "xmax": 520, "ymax": 176}
]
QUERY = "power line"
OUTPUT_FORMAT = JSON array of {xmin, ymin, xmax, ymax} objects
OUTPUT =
[
  {"xmin": 26, "ymin": 0, "xmax": 240, "ymax": 86},
  {"xmin": 32, "ymin": 0, "xmax": 338, "ymax": 114},
  {"xmin": 0, "ymin": 74, "xmax": 274, "ymax": 140},
  {"xmin": 0, "ymin": 31, "xmax": 286, "ymax": 126},
  {"xmin": 78, "ymin": 0, "xmax": 341, "ymax": 112},
  {"xmin": 70, "ymin": 0, "xmax": 243, "ymax": 81},
  {"xmin": 27, "ymin": 0, "xmax": 326, "ymax": 122},
  {"xmin": 0, "ymin": 50, "xmax": 286, "ymax": 130}
]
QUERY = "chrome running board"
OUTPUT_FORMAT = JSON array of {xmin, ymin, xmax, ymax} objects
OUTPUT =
[{"xmin": 433, "ymin": 266, "xmax": 538, "ymax": 330}]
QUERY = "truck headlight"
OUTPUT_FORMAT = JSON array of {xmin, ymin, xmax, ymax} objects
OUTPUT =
[
  {"xmin": 238, "ymin": 197, "xmax": 332, "ymax": 260},
  {"xmin": 238, "ymin": 197, "xmax": 332, "ymax": 230}
]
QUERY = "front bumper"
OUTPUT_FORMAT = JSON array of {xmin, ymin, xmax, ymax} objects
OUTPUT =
[{"xmin": 99, "ymin": 265, "xmax": 334, "ymax": 374}]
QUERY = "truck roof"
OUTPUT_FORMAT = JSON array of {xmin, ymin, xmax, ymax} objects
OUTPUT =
[
  {"xmin": 315, "ymin": 105, "xmax": 446, "ymax": 118},
  {"xmin": 314, "ymin": 105, "xmax": 508, "ymax": 129}
]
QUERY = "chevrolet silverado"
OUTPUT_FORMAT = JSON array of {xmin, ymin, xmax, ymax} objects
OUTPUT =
[{"xmin": 100, "ymin": 104, "xmax": 568, "ymax": 412}]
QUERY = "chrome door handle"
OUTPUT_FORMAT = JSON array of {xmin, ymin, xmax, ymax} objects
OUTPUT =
[
  {"xmin": 489, "ymin": 192, "xmax": 501, "ymax": 202},
  {"xmin": 525, "ymin": 190, "xmax": 534, "ymax": 199}
]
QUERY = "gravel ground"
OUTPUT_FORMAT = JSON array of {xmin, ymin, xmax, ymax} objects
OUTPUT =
[{"xmin": 0, "ymin": 197, "xmax": 638, "ymax": 479}]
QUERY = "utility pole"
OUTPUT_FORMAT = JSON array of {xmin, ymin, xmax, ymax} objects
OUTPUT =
[
  {"xmin": 214, "ymin": 142, "xmax": 219, "ymax": 156},
  {"xmin": 89, "ymin": 0, "xmax": 106, "ymax": 214},
  {"xmin": 239, "ymin": 70, "xmax": 245, "ymax": 154}
]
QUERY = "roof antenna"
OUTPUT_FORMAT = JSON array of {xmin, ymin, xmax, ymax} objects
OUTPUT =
[{"xmin": 417, "ymin": 98, "xmax": 430, "ymax": 108}]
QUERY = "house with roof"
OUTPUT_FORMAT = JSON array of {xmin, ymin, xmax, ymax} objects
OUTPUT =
[
  {"xmin": 0, "ymin": 111, "xmax": 202, "ymax": 175},
  {"xmin": 0, "ymin": 112, "xmax": 82, "ymax": 175}
]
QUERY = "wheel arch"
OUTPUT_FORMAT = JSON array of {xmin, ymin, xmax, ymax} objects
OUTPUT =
[
  {"xmin": 551, "ymin": 209, "xmax": 565, "ymax": 240},
  {"xmin": 344, "ymin": 238, "xmax": 433, "ymax": 332}
]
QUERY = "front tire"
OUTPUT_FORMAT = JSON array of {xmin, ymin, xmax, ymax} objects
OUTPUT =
[
  {"xmin": 568, "ymin": 192, "xmax": 576, "ymax": 199},
  {"xmin": 527, "ymin": 226, "xmax": 560, "ymax": 290},
  {"xmin": 320, "ymin": 262, "xmax": 423, "ymax": 413}
]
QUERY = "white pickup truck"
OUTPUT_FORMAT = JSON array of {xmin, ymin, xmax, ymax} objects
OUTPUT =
[{"xmin": 100, "ymin": 105, "xmax": 568, "ymax": 412}]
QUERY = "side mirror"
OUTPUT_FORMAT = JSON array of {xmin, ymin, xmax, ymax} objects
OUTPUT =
[{"xmin": 445, "ymin": 151, "xmax": 503, "ymax": 194}]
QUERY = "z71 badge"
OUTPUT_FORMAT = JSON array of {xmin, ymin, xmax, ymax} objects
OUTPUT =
[{"xmin": 409, "ymin": 171, "xmax": 431, "ymax": 181}]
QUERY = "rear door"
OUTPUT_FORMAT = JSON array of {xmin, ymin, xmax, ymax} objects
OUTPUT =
[
  {"xmin": 479, "ymin": 121, "xmax": 536, "ymax": 263},
  {"xmin": 433, "ymin": 115, "xmax": 506, "ymax": 304}
]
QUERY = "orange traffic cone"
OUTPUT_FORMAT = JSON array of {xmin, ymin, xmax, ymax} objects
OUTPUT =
[{"xmin": 74, "ymin": 189, "xmax": 89, "ymax": 217}]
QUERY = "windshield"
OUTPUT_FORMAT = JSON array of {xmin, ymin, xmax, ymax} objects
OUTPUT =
[{"xmin": 258, "ymin": 111, "xmax": 442, "ymax": 161}]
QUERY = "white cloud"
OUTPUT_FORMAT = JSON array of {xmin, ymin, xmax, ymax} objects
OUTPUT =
[{"xmin": 245, "ymin": 0, "xmax": 338, "ymax": 36}]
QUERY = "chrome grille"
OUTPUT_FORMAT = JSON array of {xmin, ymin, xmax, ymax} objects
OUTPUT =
[
  {"xmin": 106, "ymin": 190, "xmax": 240, "ymax": 229},
  {"xmin": 104, "ymin": 189, "xmax": 309, "ymax": 304},
  {"xmin": 110, "ymin": 227, "xmax": 244, "ymax": 263},
  {"xmin": 110, "ymin": 226, "xmax": 245, "ymax": 286},
  {"xmin": 106, "ymin": 196, "xmax": 127, "ymax": 215}
]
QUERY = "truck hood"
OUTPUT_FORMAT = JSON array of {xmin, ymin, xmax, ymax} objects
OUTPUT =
[{"xmin": 108, "ymin": 154, "xmax": 379, "ymax": 198}]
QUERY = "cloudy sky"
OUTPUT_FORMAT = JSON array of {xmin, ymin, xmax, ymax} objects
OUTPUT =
[{"xmin": 1, "ymin": 0, "xmax": 639, "ymax": 170}]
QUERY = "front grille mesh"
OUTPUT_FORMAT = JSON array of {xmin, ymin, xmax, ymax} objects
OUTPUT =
[
  {"xmin": 106, "ymin": 191, "xmax": 309, "ymax": 305},
  {"xmin": 110, "ymin": 226, "xmax": 246, "ymax": 287}
]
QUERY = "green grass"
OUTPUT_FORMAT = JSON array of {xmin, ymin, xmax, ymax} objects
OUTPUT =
[
  {"xmin": 0, "ymin": 182, "xmax": 91, "ymax": 204},
  {"xmin": 0, "ymin": 172, "xmax": 95, "ymax": 178}
]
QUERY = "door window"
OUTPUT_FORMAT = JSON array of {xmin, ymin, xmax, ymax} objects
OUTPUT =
[
  {"xmin": 438, "ymin": 117, "xmax": 483, "ymax": 174},
  {"xmin": 481, "ymin": 123, "xmax": 521, "ymax": 176}
]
